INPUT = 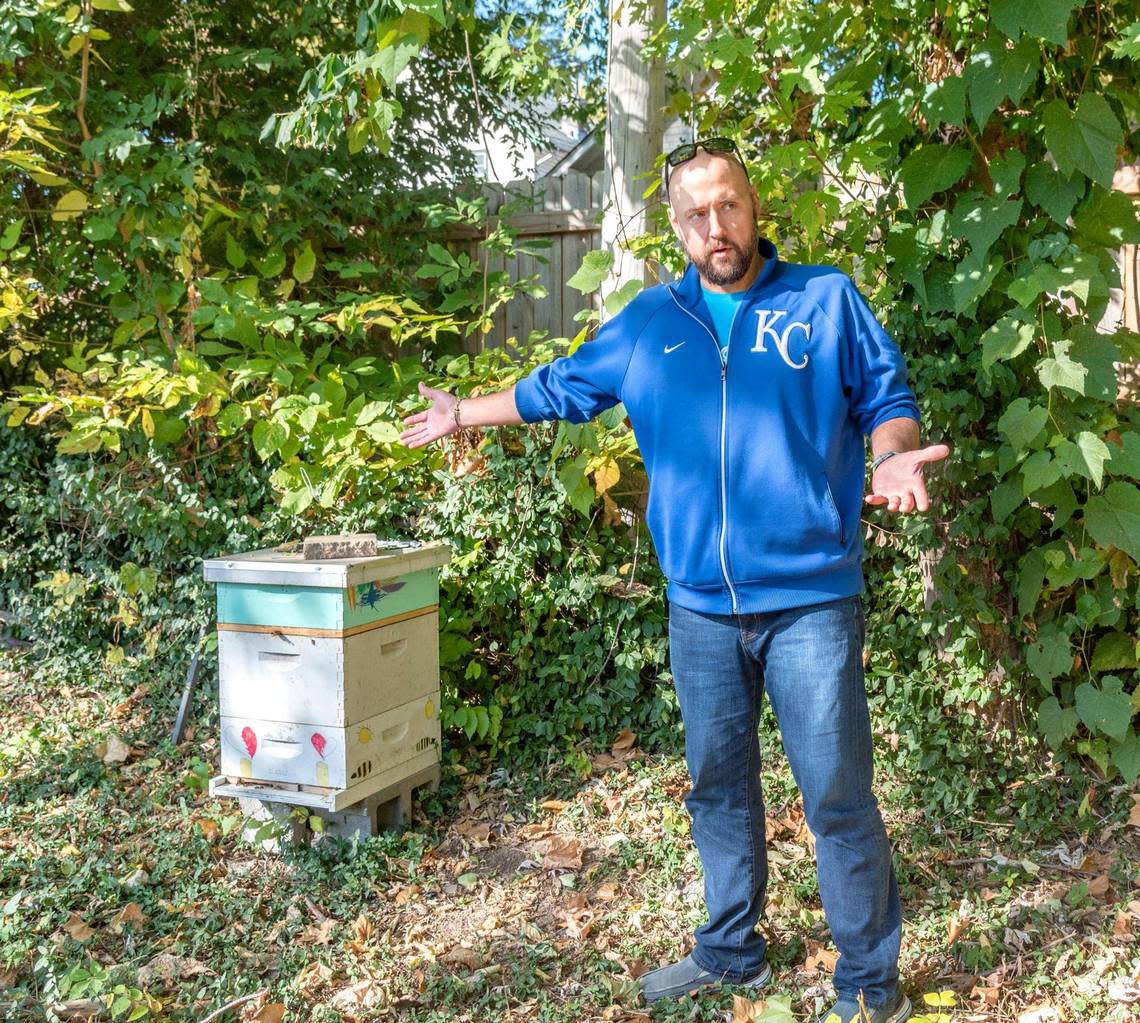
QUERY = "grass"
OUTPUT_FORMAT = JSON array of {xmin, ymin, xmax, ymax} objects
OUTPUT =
[{"xmin": 0, "ymin": 658, "xmax": 1137, "ymax": 1023}]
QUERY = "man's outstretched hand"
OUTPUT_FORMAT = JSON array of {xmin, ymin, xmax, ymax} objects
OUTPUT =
[
  {"xmin": 400, "ymin": 381, "xmax": 458, "ymax": 449},
  {"xmin": 865, "ymin": 444, "xmax": 951, "ymax": 514}
]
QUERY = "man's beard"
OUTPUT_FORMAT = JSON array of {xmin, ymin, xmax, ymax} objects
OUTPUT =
[{"xmin": 688, "ymin": 222, "xmax": 758, "ymax": 286}]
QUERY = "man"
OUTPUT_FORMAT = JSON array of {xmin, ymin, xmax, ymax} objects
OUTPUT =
[{"xmin": 400, "ymin": 137, "xmax": 948, "ymax": 1023}]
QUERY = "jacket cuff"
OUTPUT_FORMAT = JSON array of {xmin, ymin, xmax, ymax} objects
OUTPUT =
[
  {"xmin": 867, "ymin": 402, "xmax": 921, "ymax": 435},
  {"xmin": 513, "ymin": 376, "xmax": 550, "ymax": 424}
]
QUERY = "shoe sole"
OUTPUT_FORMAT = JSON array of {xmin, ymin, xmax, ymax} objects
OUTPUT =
[
  {"xmin": 640, "ymin": 961, "xmax": 772, "ymax": 1003},
  {"xmin": 886, "ymin": 994, "xmax": 912, "ymax": 1023}
]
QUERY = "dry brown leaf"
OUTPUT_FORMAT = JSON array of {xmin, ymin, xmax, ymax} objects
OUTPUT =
[
  {"xmin": 292, "ymin": 961, "xmax": 332, "ymax": 996},
  {"xmin": 563, "ymin": 894, "xmax": 596, "ymax": 940},
  {"xmin": 596, "ymin": 881, "xmax": 620, "ymax": 901},
  {"xmin": 973, "ymin": 986, "xmax": 1001, "ymax": 1006},
  {"xmin": 1128, "ymin": 795, "xmax": 1140, "ymax": 828},
  {"xmin": 1018, "ymin": 1005, "xmax": 1065, "ymax": 1023},
  {"xmin": 947, "ymin": 915, "xmax": 969, "ymax": 945},
  {"xmin": 1113, "ymin": 910, "xmax": 1133, "ymax": 937},
  {"xmin": 393, "ymin": 884, "xmax": 421, "ymax": 906},
  {"xmin": 538, "ymin": 835, "xmax": 585, "ymax": 870},
  {"xmin": 330, "ymin": 980, "xmax": 387, "ymax": 1015},
  {"xmin": 730, "ymin": 993, "xmax": 768, "ymax": 1021},
  {"xmin": 62, "ymin": 913, "xmax": 95, "ymax": 942},
  {"xmin": 611, "ymin": 728, "xmax": 636, "ymax": 751},
  {"xmin": 101, "ymin": 734, "xmax": 131, "ymax": 765},
  {"xmin": 138, "ymin": 953, "xmax": 215, "ymax": 986},
  {"xmin": 803, "ymin": 941, "xmax": 839, "ymax": 975},
  {"xmin": 517, "ymin": 822, "xmax": 553, "ymax": 841},
  {"xmin": 249, "ymin": 1005, "xmax": 286, "ymax": 1023},
  {"xmin": 0, "ymin": 966, "xmax": 17, "ymax": 989},
  {"xmin": 455, "ymin": 821, "xmax": 493, "ymax": 847},
  {"xmin": 540, "ymin": 800, "xmax": 568, "ymax": 813},
  {"xmin": 298, "ymin": 918, "xmax": 337, "ymax": 946},
  {"xmin": 110, "ymin": 902, "xmax": 146, "ymax": 933},
  {"xmin": 1087, "ymin": 874, "xmax": 1112, "ymax": 899},
  {"xmin": 1107, "ymin": 978, "xmax": 1140, "ymax": 1003},
  {"xmin": 198, "ymin": 819, "xmax": 221, "ymax": 844},
  {"xmin": 442, "ymin": 947, "xmax": 483, "ymax": 971},
  {"xmin": 351, "ymin": 914, "xmax": 373, "ymax": 943}
]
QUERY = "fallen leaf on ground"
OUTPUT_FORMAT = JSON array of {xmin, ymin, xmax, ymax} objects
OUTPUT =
[
  {"xmin": 1087, "ymin": 874, "xmax": 1112, "ymax": 899},
  {"xmin": 101, "ymin": 734, "xmax": 131, "ymax": 765},
  {"xmin": 540, "ymin": 800, "xmax": 567, "ymax": 813},
  {"xmin": 0, "ymin": 966, "xmax": 17, "ymax": 988},
  {"xmin": 62, "ymin": 913, "xmax": 95, "ymax": 942},
  {"xmin": 110, "ymin": 901, "xmax": 146, "ymax": 932},
  {"xmin": 1017, "ymin": 1005, "xmax": 1064, "ymax": 1023},
  {"xmin": 291, "ymin": 961, "xmax": 332, "ymax": 995},
  {"xmin": 611, "ymin": 728, "xmax": 636, "ymax": 751},
  {"xmin": 455, "ymin": 821, "xmax": 493, "ymax": 847},
  {"xmin": 1108, "ymin": 978, "xmax": 1140, "ymax": 1003},
  {"xmin": 198, "ymin": 819, "xmax": 221, "ymax": 843},
  {"xmin": 51, "ymin": 999, "xmax": 103, "ymax": 1021},
  {"xmin": 138, "ymin": 953, "xmax": 215, "ymax": 986},
  {"xmin": 947, "ymin": 915, "xmax": 969, "ymax": 944},
  {"xmin": 442, "ymin": 946, "xmax": 483, "ymax": 971},
  {"xmin": 803, "ymin": 941, "xmax": 839, "ymax": 974},
  {"xmin": 563, "ymin": 894, "xmax": 596, "ymax": 939},
  {"xmin": 330, "ymin": 980, "xmax": 387, "ymax": 1015},
  {"xmin": 351, "ymin": 914, "xmax": 372, "ymax": 943},
  {"xmin": 517, "ymin": 822, "xmax": 553, "ymax": 841},
  {"xmin": 298, "ymin": 918, "xmax": 338, "ymax": 946},
  {"xmin": 248, "ymin": 1004, "xmax": 286, "ymax": 1023},
  {"xmin": 596, "ymin": 881, "xmax": 619, "ymax": 901},
  {"xmin": 538, "ymin": 835, "xmax": 585, "ymax": 870},
  {"xmin": 1128, "ymin": 795, "xmax": 1140, "ymax": 828}
]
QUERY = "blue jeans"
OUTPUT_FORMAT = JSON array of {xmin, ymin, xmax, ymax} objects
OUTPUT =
[{"xmin": 667, "ymin": 595, "xmax": 902, "ymax": 1007}]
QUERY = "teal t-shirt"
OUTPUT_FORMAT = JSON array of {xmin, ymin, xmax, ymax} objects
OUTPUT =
[{"xmin": 701, "ymin": 287, "xmax": 748, "ymax": 350}]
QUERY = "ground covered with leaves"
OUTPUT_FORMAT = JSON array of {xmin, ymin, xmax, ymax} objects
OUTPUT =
[{"xmin": 0, "ymin": 660, "xmax": 1137, "ymax": 1023}]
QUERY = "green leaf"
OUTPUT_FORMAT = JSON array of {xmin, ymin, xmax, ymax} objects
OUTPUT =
[
  {"xmin": 1112, "ymin": 731, "xmax": 1140, "ymax": 785},
  {"xmin": 1071, "ymin": 185, "xmax": 1140, "ymax": 248},
  {"xmin": 921, "ymin": 75, "xmax": 967, "ymax": 128},
  {"xmin": 91, "ymin": 0, "xmax": 133, "ymax": 10},
  {"xmin": 604, "ymin": 280, "xmax": 642, "ymax": 317},
  {"xmin": 1026, "ymin": 624, "xmax": 1073, "ymax": 687},
  {"xmin": 1074, "ymin": 676, "xmax": 1133, "ymax": 741},
  {"xmin": 1105, "ymin": 431, "xmax": 1140, "ymax": 481},
  {"xmin": 225, "ymin": 233, "xmax": 247, "ymax": 269},
  {"xmin": 997, "ymin": 398, "xmax": 1048, "ymax": 451},
  {"xmin": 292, "ymin": 240, "xmax": 316, "ymax": 284},
  {"xmin": 1037, "ymin": 340, "xmax": 1087, "ymax": 395},
  {"xmin": 252, "ymin": 418, "xmax": 288, "ymax": 460},
  {"xmin": 1053, "ymin": 431, "xmax": 1109, "ymax": 487},
  {"xmin": 981, "ymin": 312, "xmax": 1035, "ymax": 369},
  {"xmin": 1091, "ymin": 632, "xmax": 1138, "ymax": 671},
  {"xmin": 0, "ymin": 219, "xmax": 23, "ymax": 249},
  {"xmin": 949, "ymin": 193, "xmax": 1022, "ymax": 259},
  {"xmin": 1038, "ymin": 697, "xmax": 1078, "ymax": 748},
  {"xmin": 1067, "ymin": 327, "xmax": 1120, "ymax": 402},
  {"xmin": 258, "ymin": 247, "xmax": 286, "ymax": 277},
  {"xmin": 1025, "ymin": 162, "xmax": 1084, "ymax": 225},
  {"xmin": 991, "ymin": 0, "xmax": 1078, "ymax": 45},
  {"xmin": 990, "ymin": 477, "xmax": 1024, "ymax": 522},
  {"xmin": 1085, "ymin": 482, "xmax": 1140, "ymax": 562},
  {"xmin": 1021, "ymin": 450, "xmax": 1061, "ymax": 495},
  {"xmin": 566, "ymin": 250, "xmax": 614, "ymax": 294},
  {"xmin": 1042, "ymin": 94, "xmax": 1124, "ymax": 190},
  {"xmin": 897, "ymin": 145, "xmax": 973, "ymax": 210},
  {"xmin": 965, "ymin": 34, "xmax": 1040, "ymax": 129},
  {"xmin": 1108, "ymin": 20, "xmax": 1140, "ymax": 60},
  {"xmin": 950, "ymin": 248, "xmax": 999, "ymax": 315}
]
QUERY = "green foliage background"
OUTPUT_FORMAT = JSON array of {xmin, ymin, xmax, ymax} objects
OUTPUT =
[{"xmin": 2, "ymin": 0, "xmax": 1140, "ymax": 795}]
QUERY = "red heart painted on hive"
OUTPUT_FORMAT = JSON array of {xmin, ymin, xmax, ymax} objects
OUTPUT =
[
  {"xmin": 311, "ymin": 732, "xmax": 326, "ymax": 759},
  {"xmin": 241, "ymin": 726, "xmax": 257, "ymax": 758}
]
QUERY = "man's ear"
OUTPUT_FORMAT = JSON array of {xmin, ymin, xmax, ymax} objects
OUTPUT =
[
  {"xmin": 666, "ymin": 200, "xmax": 683, "ymax": 244},
  {"xmin": 751, "ymin": 186, "xmax": 762, "ymax": 222}
]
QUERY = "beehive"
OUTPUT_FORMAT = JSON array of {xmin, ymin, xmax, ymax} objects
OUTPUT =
[{"xmin": 203, "ymin": 540, "xmax": 450, "ymax": 811}]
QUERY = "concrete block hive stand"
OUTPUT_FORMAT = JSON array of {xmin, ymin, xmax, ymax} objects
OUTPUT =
[{"xmin": 203, "ymin": 538, "xmax": 451, "ymax": 844}]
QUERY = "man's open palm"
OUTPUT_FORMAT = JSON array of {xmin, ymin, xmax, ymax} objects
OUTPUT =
[
  {"xmin": 399, "ymin": 381, "xmax": 458, "ymax": 449},
  {"xmin": 865, "ymin": 444, "xmax": 950, "ymax": 514}
]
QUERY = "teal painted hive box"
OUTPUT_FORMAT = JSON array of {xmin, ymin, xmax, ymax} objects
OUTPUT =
[{"xmin": 203, "ymin": 539, "xmax": 451, "ymax": 799}]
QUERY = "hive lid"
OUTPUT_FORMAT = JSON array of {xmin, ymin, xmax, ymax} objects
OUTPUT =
[{"xmin": 203, "ymin": 539, "xmax": 451, "ymax": 588}]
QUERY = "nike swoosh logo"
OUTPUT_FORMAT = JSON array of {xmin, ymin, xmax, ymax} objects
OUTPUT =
[{"xmin": 664, "ymin": 342, "xmax": 685, "ymax": 354}]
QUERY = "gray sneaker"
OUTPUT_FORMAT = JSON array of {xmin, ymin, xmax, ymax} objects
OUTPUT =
[
  {"xmin": 638, "ymin": 953, "xmax": 771, "ymax": 1003},
  {"xmin": 817, "ymin": 991, "xmax": 911, "ymax": 1023}
]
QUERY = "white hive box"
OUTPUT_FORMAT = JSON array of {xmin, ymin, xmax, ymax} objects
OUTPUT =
[{"xmin": 203, "ymin": 539, "xmax": 451, "ymax": 811}]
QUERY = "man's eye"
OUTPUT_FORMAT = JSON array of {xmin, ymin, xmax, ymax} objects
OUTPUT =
[{"xmin": 688, "ymin": 211, "xmax": 706, "ymax": 223}]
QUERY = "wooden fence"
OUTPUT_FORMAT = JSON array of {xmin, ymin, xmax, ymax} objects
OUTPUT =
[{"xmin": 445, "ymin": 170, "xmax": 604, "ymax": 353}]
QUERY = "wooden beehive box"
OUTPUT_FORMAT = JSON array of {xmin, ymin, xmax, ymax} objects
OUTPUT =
[{"xmin": 203, "ymin": 540, "xmax": 450, "ymax": 811}]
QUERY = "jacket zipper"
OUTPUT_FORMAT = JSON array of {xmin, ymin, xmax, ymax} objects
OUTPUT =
[{"xmin": 667, "ymin": 290, "xmax": 739, "ymax": 614}]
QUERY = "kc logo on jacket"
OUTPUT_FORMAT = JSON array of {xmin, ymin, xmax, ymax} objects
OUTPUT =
[{"xmin": 751, "ymin": 309, "xmax": 812, "ymax": 369}]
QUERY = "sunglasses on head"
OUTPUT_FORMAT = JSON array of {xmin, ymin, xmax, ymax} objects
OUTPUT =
[{"xmin": 663, "ymin": 137, "xmax": 747, "ymax": 192}]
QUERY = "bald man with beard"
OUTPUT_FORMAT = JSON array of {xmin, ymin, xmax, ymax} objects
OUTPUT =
[{"xmin": 402, "ymin": 138, "xmax": 947, "ymax": 1023}]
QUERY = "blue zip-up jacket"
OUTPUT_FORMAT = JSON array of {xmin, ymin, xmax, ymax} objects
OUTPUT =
[{"xmin": 513, "ymin": 237, "xmax": 921, "ymax": 615}]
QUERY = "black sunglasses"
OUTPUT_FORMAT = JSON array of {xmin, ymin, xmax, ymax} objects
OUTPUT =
[{"xmin": 663, "ymin": 137, "xmax": 747, "ymax": 192}]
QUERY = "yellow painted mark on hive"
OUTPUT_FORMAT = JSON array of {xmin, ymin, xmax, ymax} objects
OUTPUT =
[{"xmin": 424, "ymin": 698, "xmax": 434, "ymax": 719}]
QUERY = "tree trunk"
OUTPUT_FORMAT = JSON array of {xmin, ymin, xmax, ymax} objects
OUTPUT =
[{"xmin": 601, "ymin": 0, "xmax": 665, "ymax": 317}]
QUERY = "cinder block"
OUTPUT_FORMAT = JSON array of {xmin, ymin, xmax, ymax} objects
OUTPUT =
[
  {"xmin": 302, "ymin": 533, "xmax": 379, "ymax": 559},
  {"xmin": 238, "ymin": 796, "xmax": 308, "ymax": 851}
]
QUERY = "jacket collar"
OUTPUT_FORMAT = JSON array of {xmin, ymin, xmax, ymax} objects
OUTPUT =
[{"xmin": 670, "ymin": 235, "xmax": 780, "ymax": 310}]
